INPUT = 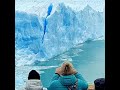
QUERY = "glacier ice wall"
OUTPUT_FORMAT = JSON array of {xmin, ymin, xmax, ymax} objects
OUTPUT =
[{"xmin": 15, "ymin": 3, "xmax": 105, "ymax": 66}]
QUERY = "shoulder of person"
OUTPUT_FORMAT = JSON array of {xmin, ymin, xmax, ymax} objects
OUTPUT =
[
  {"xmin": 74, "ymin": 72, "xmax": 80, "ymax": 75},
  {"xmin": 50, "ymin": 80, "xmax": 62, "ymax": 87}
]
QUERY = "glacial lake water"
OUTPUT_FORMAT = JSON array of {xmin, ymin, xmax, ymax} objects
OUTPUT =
[{"xmin": 15, "ymin": 40, "xmax": 105, "ymax": 90}]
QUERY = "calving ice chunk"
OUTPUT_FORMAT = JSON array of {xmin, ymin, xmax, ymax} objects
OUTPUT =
[{"xmin": 42, "ymin": 3, "xmax": 53, "ymax": 43}]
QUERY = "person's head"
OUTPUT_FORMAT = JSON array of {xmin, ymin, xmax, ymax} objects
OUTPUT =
[
  {"xmin": 94, "ymin": 78, "xmax": 105, "ymax": 90},
  {"xmin": 28, "ymin": 70, "xmax": 40, "ymax": 80},
  {"xmin": 60, "ymin": 61, "xmax": 76, "ymax": 75}
]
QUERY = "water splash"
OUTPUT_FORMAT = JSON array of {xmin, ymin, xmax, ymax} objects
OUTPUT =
[
  {"xmin": 47, "ymin": 4, "xmax": 53, "ymax": 17},
  {"xmin": 42, "ymin": 4, "xmax": 53, "ymax": 43}
]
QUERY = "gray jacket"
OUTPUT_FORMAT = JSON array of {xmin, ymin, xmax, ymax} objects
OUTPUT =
[{"xmin": 23, "ymin": 79, "xmax": 43, "ymax": 90}]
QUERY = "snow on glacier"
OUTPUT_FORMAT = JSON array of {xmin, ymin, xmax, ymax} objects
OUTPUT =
[{"xmin": 15, "ymin": 2, "xmax": 105, "ymax": 66}]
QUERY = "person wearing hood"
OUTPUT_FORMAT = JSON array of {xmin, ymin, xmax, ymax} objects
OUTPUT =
[
  {"xmin": 48, "ymin": 61, "xmax": 88, "ymax": 90},
  {"xmin": 94, "ymin": 78, "xmax": 105, "ymax": 90},
  {"xmin": 23, "ymin": 70, "xmax": 43, "ymax": 90}
]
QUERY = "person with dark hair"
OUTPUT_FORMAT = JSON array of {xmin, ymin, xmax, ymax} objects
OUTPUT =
[
  {"xmin": 23, "ymin": 70, "xmax": 43, "ymax": 90},
  {"xmin": 94, "ymin": 78, "xmax": 105, "ymax": 90},
  {"xmin": 48, "ymin": 61, "xmax": 88, "ymax": 90},
  {"xmin": 28, "ymin": 70, "xmax": 40, "ymax": 80}
]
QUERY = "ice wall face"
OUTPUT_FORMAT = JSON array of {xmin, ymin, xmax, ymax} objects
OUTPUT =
[
  {"xmin": 15, "ymin": 3, "xmax": 105, "ymax": 66},
  {"xmin": 15, "ymin": 11, "xmax": 43, "ymax": 49},
  {"xmin": 76, "ymin": 5, "xmax": 105, "ymax": 41}
]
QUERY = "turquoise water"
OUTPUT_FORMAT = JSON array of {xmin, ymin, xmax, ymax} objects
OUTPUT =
[
  {"xmin": 40, "ymin": 40, "xmax": 105, "ymax": 87},
  {"xmin": 15, "ymin": 40, "xmax": 105, "ymax": 90}
]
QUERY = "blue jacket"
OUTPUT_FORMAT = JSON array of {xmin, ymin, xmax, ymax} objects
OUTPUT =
[{"xmin": 48, "ymin": 73, "xmax": 88, "ymax": 90}]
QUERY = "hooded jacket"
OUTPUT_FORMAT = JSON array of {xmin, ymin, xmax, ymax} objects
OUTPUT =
[
  {"xmin": 48, "ymin": 73, "xmax": 88, "ymax": 90},
  {"xmin": 23, "ymin": 79, "xmax": 43, "ymax": 90}
]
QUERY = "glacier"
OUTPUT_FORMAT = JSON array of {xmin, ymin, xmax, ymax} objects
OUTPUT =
[{"xmin": 15, "ymin": 3, "xmax": 105, "ymax": 66}]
